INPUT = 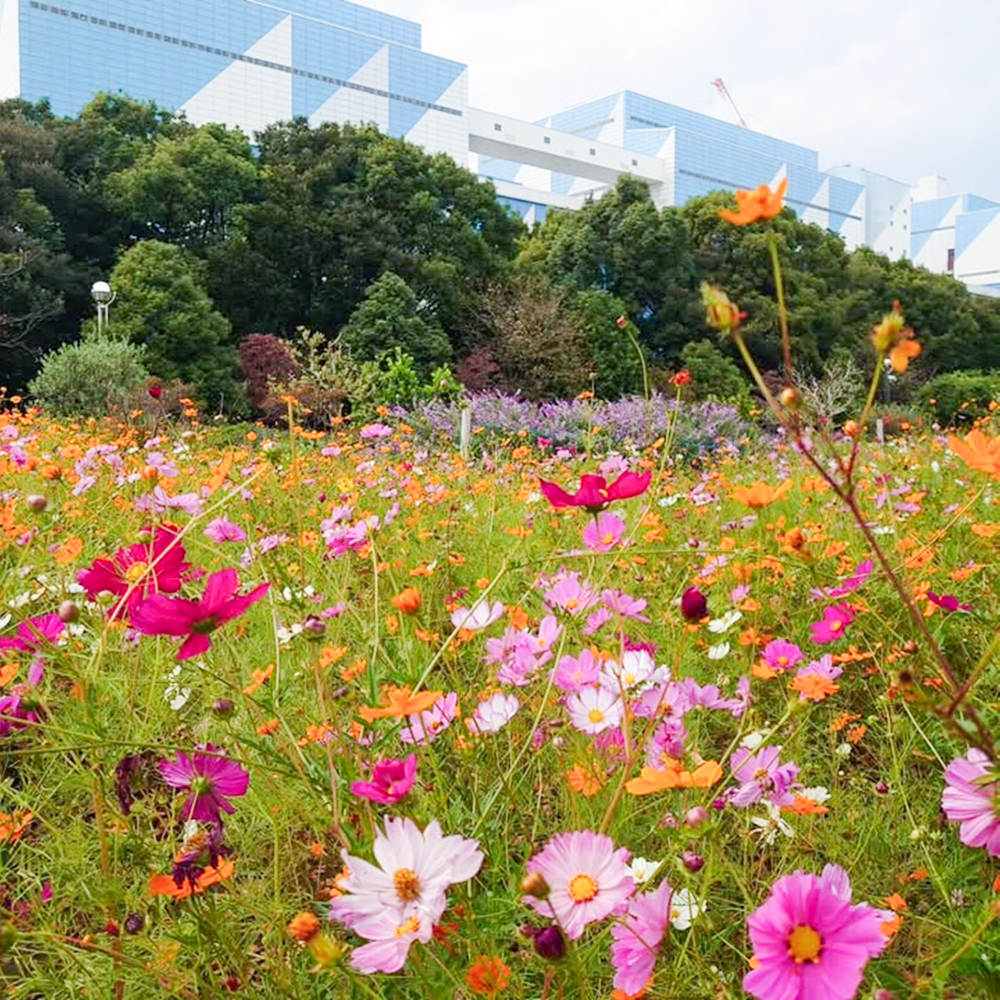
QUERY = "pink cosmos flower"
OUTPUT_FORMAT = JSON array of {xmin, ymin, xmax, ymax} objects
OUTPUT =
[
  {"xmin": 130, "ymin": 567, "xmax": 269, "ymax": 661},
  {"xmin": 566, "ymin": 686, "xmax": 623, "ymax": 735},
  {"xmin": 729, "ymin": 746, "xmax": 799, "ymax": 808},
  {"xmin": 942, "ymin": 749, "xmax": 1000, "ymax": 856},
  {"xmin": 552, "ymin": 649, "xmax": 602, "ymax": 692},
  {"xmin": 811, "ymin": 560, "xmax": 874, "ymax": 601},
  {"xmin": 524, "ymin": 830, "xmax": 634, "ymax": 939},
  {"xmin": 159, "ymin": 745, "xmax": 249, "ymax": 823},
  {"xmin": 467, "ymin": 692, "xmax": 520, "ymax": 734},
  {"xmin": 399, "ymin": 692, "xmax": 459, "ymax": 745},
  {"xmin": 599, "ymin": 648, "xmax": 659, "ymax": 692},
  {"xmin": 539, "ymin": 470, "xmax": 651, "ymax": 512},
  {"xmin": 743, "ymin": 864, "xmax": 888, "ymax": 1000},
  {"xmin": 927, "ymin": 591, "xmax": 973, "ymax": 614},
  {"xmin": 600, "ymin": 589, "xmax": 650, "ymax": 622},
  {"xmin": 543, "ymin": 572, "xmax": 598, "ymax": 616},
  {"xmin": 329, "ymin": 817, "xmax": 483, "ymax": 972},
  {"xmin": 810, "ymin": 603, "xmax": 856, "ymax": 644},
  {"xmin": 77, "ymin": 526, "xmax": 190, "ymax": 617},
  {"xmin": 203, "ymin": 518, "xmax": 247, "ymax": 544},
  {"xmin": 0, "ymin": 613, "xmax": 65, "ymax": 653},
  {"xmin": 350, "ymin": 755, "xmax": 418, "ymax": 805},
  {"xmin": 581, "ymin": 512, "xmax": 626, "ymax": 552},
  {"xmin": 761, "ymin": 638, "xmax": 804, "ymax": 673},
  {"xmin": 610, "ymin": 878, "xmax": 673, "ymax": 995}
]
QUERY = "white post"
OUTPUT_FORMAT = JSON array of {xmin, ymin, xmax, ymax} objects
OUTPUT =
[
  {"xmin": 460, "ymin": 405, "xmax": 472, "ymax": 460},
  {"xmin": 876, "ymin": 418, "xmax": 885, "ymax": 445}
]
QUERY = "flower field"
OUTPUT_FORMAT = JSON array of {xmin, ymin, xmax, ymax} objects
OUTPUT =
[{"xmin": 1, "ymin": 398, "xmax": 999, "ymax": 1000}]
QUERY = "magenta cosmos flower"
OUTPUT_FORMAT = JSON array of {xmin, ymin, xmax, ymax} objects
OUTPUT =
[
  {"xmin": 744, "ymin": 864, "xmax": 888, "ymax": 1000},
  {"xmin": 610, "ymin": 878, "xmax": 673, "ymax": 994},
  {"xmin": 160, "ymin": 744, "xmax": 249, "ymax": 823},
  {"xmin": 942, "ymin": 749, "xmax": 1000, "ymax": 856},
  {"xmin": 581, "ymin": 512, "xmax": 626, "ymax": 552},
  {"xmin": 130, "ymin": 567, "xmax": 269, "ymax": 661},
  {"xmin": 810, "ymin": 603, "xmax": 856, "ymax": 644},
  {"xmin": 539, "ymin": 470, "xmax": 651, "ymax": 513},
  {"xmin": 0, "ymin": 613, "xmax": 65, "ymax": 653},
  {"xmin": 350, "ymin": 754, "xmax": 418, "ymax": 805},
  {"xmin": 77, "ymin": 526, "xmax": 190, "ymax": 617},
  {"xmin": 524, "ymin": 830, "xmax": 634, "ymax": 939}
]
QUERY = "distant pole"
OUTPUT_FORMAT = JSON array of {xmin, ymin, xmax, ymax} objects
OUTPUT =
[
  {"xmin": 460, "ymin": 404, "xmax": 472, "ymax": 460},
  {"xmin": 91, "ymin": 280, "xmax": 116, "ymax": 336}
]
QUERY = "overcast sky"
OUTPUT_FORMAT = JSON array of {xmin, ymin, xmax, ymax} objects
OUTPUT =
[{"xmin": 372, "ymin": 0, "xmax": 1000, "ymax": 202}]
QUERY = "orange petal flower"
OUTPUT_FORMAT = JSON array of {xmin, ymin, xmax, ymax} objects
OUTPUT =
[
  {"xmin": 390, "ymin": 586, "xmax": 422, "ymax": 614},
  {"xmin": 625, "ymin": 760, "xmax": 722, "ymax": 795},
  {"xmin": 466, "ymin": 955, "xmax": 511, "ymax": 996},
  {"xmin": 718, "ymin": 178, "xmax": 788, "ymax": 225},
  {"xmin": 889, "ymin": 336, "xmax": 921, "ymax": 373},
  {"xmin": 149, "ymin": 860, "xmax": 235, "ymax": 899},
  {"xmin": 790, "ymin": 674, "xmax": 839, "ymax": 701},
  {"xmin": 357, "ymin": 685, "xmax": 442, "ymax": 722},
  {"xmin": 949, "ymin": 429, "xmax": 1000, "ymax": 478},
  {"xmin": 731, "ymin": 479, "xmax": 793, "ymax": 508}
]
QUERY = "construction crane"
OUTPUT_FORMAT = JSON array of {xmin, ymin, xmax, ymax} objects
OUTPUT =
[{"xmin": 711, "ymin": 78, "xmax": 747, "ymax": 128}]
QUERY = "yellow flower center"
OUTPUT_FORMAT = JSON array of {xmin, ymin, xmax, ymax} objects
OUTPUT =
[
  {"xmin": 566, "ymin": 599, "xmax": 579, "ymax": 611},
  {"xmin": 623, "ymin": 673, "xmax": 635, "ymax": 685},
  {"xmin": 395, "ymin": 916, "xmax": 420, "ymax": 937},
  {"xmin": 588, "ymin": 709, "xmax": 605, "ymax": 724},
  {"xmin": 787, "ymin": 924, "xmax": 822, "ymax": 964},
  {"xmin": 777, "ymin": 655, "xmax": 788, "ymax": 666},
  {"xmin": 830, "ymin": 620, "xmax": 843, "ymax": 632},
  {"xmin": 125, "ymin": 561, "xmax": 148, "ymax": 583},
  {"xmin": 393, "ymin": 868, "xmax": 422, "ymax": 903},
  {"xmin": 601, "ymin": 532, "xmax": 615, "ymax": 545},
  {"xmin": 568, "ymin": 874, "xmax": 598, "ymax": 902}
]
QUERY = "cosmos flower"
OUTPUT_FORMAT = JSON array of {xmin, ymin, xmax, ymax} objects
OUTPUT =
[
  {"xmin": 538, "ymin": 471, "xmax": 651, "ymax": 513},
  {"xmin": 743, "ymin": 864, "xmax": 888, "ymax": 1000},
  {"xmin": 130, "ymin": 568, "xmax": 269, "ymax": 661},
  {"xmin": 949, "ymin": 429, "xmax": 1000, "ymax": 479},
  {"xmin": 942, "ymin": 749, "xmax": 1000, "ymax": 856},
  {"xmin": 566, "ymin": 685, "xmax": 623, "ymax": 735},
  {"xmin": 581, "ymin": 512, "xmax": 626, "ymax": 553},
  {"xmin": 718, "ymin": 178, "xmax": 788, "ymax": 225},
  {"xmin": 467, "ymin": 692, "xmax": 520, "ymax": 735},
  {"xmin": 610, "ymin": 878, "xmax": 672, "ymax": 994},
  {"xmin": 451, "ymin": 598, "xmax": 504, "ymax": 632},
  {"xmin": 810, "ymin": 603, "xmax": 856, "ymax": 644},
  {"xmin": 159, "ymin": 745, "xmax": 250, "ymax": 823},
  {"xmin": 350, "ymin": 755, "xmax": 418, "ymax": 805},
  {"xmin": 0, "ymin": 613, "xmax": 65, "ymax": 653},
  {"xmin": 524, "ymin": 829, "xmax": 634, "ymax": 939},
  {"xmin": 203, "ymin": 518, "xmax": 247, "ymax": 544}
]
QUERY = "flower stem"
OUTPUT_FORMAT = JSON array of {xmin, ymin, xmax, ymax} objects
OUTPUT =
[{"xmin": 766, "ymin": 231, "xmax": 792, "ymax": 386}]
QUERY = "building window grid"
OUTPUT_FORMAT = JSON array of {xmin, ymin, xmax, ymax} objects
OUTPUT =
[{"xmin": 27, "ymin": 1, "xmax": 464, "ymax": 117}]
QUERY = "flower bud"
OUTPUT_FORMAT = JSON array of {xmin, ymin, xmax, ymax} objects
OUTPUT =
[
  {"xmin": 124, "ymin": 912, "xmax": 144, "ymax": 935},
  {"xmin": 533, "ymin": 924, "xmax": 565, "ymax": 960},
  {"xmin": 874, "ymin": 781, "xmax": 889, "ymax": 795},
  {"xmin": 680, "ymin": 587, "xmax": 708, "ymax": 621},
  {"xmin": 25, "ymin": 495, "xmax": 47, "ymax": 513},
  {"xmin": 684, "ymin": 806, "xmax": 709, "ymax": 829},
  {"xmin": 57, "ymin": 600, "xmax": 79, "ymax": 623},
  {"xmin": 302, "ymin": 615, "xmax": 326, "ymax": 638},
  {"xmin": 779, "ymin": 387, "xmax": 801, "ymax": 410},
  {"xmin": 681, "ymin": 850, "xmax": 705, "ymax": 872},
  {"xmin": 520, "ymin": 871, "xmax": 550, "ymax": 900},
  {"xmin": 212, "ymin": 698, "xmax": 235, "ymax": 718}
]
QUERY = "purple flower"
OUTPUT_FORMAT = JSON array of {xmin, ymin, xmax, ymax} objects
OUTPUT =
[
  {"xmin": 159, "ymin": 745, "xmax": 250, "ymax": 822},
  {"xmin": 729, "ymin": 746, "xmax": 799, "ymax": 808},
  {"xmin": 204, "ymin": 518, "xmax": 247, "ymax": 543},
  {"xmin": 350, "ymin": 754, "xmax": 417, "ymax": 805}
]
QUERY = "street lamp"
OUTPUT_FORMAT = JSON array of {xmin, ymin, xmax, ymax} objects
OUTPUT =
[{"xmin": 91, "ymin": 280, "xmax": 115, "ymax": 337}]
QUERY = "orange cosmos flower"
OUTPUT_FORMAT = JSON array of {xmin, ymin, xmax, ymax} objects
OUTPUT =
[
  {"xmin": 871, "ymin": 301, "xmax": 921, "ymax": 372},
  {"xmin": 149, "ymin": 860, "xmax": 235, "ymax": 899},
  {"xmin": 0, "ymin": 810, "xmax": 33, "ymax": 842},
  {"xmin": 357, "ymin": 685, "xmax": 441, "ymax": 722},
  {"xmin": 566, "ymin": 763, "xmax": 604, "ymax": 797},
  {"xmin": 731, "ymin": 479, "xmax": 793, "ymax": 508},
  {"xmin": 790, "ymin": 673, "xmax": 840, "ymax": 701},
  {"xmin": 949, "ymin": 429, "xmax": 1000, "ymax": 478},
  {"xmin": 390, "ymin": 587, "xmax": 422, "ymax": 614},
  {"xmin": 625, "ymin": 760, "xmax": 723, "ymax": 795},
  {"xmin": 466, "ymin": 955, "xmax": 511, "ymax": 996},
  {"xmin": 718, "ymin": 178, "xmax": 788, "ymax": 225}
]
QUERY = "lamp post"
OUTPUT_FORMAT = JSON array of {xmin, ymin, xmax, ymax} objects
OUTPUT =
[{"xmin": 91, "ymin": 280, "xmax": 115, "ymax": 337}]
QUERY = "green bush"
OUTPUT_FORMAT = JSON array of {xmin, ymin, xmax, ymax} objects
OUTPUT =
[
  {"xmin": 914, "ymin": 370, "xmax": 1000, "ymax": 427},
  {"xmin": 28, "ymin": 337, "xmax": 150, "ymax": 416},
  {"xmin": 679, "ymin": 339, "xmax": 752, "ymax": 412}
]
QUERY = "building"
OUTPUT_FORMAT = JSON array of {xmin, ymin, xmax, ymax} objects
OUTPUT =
[{"xmin": 1, "ymin": 0, "xmax": 997, "ymax": 291}]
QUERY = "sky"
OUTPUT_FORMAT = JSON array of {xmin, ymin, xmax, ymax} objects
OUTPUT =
[{"xmin": 371, "ymin": 0, "xmax": 1000, "ymax": 202}]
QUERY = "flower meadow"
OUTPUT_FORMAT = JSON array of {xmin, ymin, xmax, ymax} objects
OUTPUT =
[
  {"xmin": 3, "ymin": 192, "xmax": 1000, "ymax": 999},
  {"xmin": 0, "ymin": 405, "xmax": 999, "ymax": 1000}
]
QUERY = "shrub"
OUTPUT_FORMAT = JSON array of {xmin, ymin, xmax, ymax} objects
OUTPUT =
[
  {"xmin": 570, "ymin": 289, "xmax": 643, "ymax": 398},
  {"xmin": 679, "ymin": 340, "xmax": 752, "ymax": 411},
  {"xmin": 28, "ymin": 337, "xmax": 149, "ymax": 416},
  {"xmin": 239, "ymin": 334, "xmax": 299, "ymax": 412},
  {"xmin": 914, "ymin": 370, "xmax": 1000, "ymax": 427}
]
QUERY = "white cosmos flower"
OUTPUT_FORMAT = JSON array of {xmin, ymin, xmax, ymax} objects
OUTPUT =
[
  {"xmin": 707, "ymin": 641, "xmax": 730, "ymax": 660},
  {"xmin": 801, "ymin": 786, "xmax": 830, "ymax": 805},
  {"xmin": 751, "ymin": 802, "xmax": 794, "ymax": 845},
  {"xmin": 450, "ymin": 598, "xmax": 504, "ymax": 632},
  {"xmin": 670, "ymin": 888, "xmax": 706, "ymax": 930},
  {"xmin": 740, "ymin": 731, "xmax": 766, "ymax": 751},
  {"xmin": 625, "ymin": 857, "xmax": 661, "ymax": 885},
  {"xmin": 708, "ymin": 610, "xmax": 742, "ymax": 634},
  {"xmin": 467, "ymin": 692, "xmax": 520, "ymax": 734}
]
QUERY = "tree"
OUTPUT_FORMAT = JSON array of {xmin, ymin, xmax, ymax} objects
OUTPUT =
[
  {"xmin": 106, "ymin": 240, "xmax": 240, "ymax": 409},
  {"xmin": 570, "ymin": 289, "xmax": 643, "ymax": 399},
  {"xmin": 105, "ymin": 124, "xmax": 260, "ymax": 247},
  {"xmin": 340, "ymin": 271, "xmax": 450, "ymax": 374},
  {"xmin": 207, "ymin": 120, "xmax": 523, "ymax": 347}
]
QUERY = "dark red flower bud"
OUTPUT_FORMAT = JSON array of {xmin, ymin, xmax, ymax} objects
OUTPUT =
[
  {"xmin": 681, "ymin": 850, "xmax": 705, "ymax": 872},
  {"xmin": 680, "ymin": 586, "xmax": 708, "ymax": 621},
  {"xmin": 533, "ymin": 924, "xmax": 565, "ymax": 960},
  {"xmin": 148, "ymin": 385, "xmax": 163, "ymax": 399}
]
